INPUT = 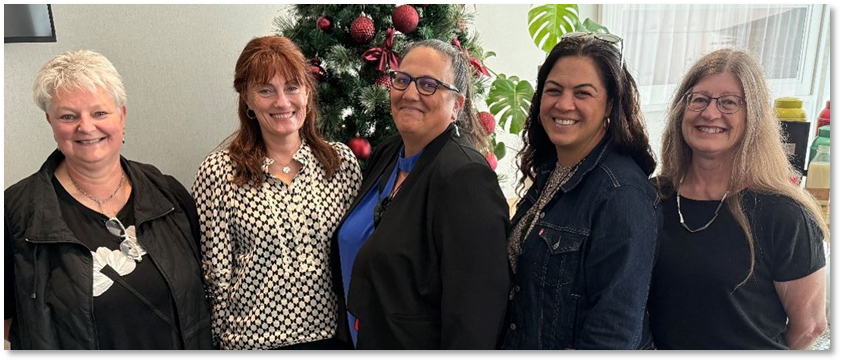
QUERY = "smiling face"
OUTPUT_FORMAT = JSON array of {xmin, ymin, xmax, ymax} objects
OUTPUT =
[
  {"xmin": 390, "ymin": 46, "xmax": 464, "ymax": 149},
  {"xmin": 681, "ymin": 72, "xmax": 746, "ymax": 160},
  {"xmin": 539, "ymin": 56, "xmax": 611, "ymax": 165},
  {"xmin": 47, "ymin": 86, "xmax": 126, "ymax": 169},
  {"xmin": 245, "ymin": 73, "xmax": 308, "ymax": 143}
]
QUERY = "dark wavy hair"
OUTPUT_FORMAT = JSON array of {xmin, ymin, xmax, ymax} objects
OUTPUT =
[
  {"xmin": 227, "ymin": 35, "xmax": 339, "ymax": 186},
  {"xmin": 516, "ymin": 35, "xmax": 656, "ymax": 190}
]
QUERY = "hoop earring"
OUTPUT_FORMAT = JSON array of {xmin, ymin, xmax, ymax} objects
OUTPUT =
[
  {"xmin": 247, "ymin": 109, "xmax": 257, "ymax": 120},
  {"xmin": 604, "ymin": 117, "xmax": 611, "ymax": 129}
]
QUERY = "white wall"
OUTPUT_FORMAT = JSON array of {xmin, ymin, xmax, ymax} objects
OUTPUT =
[{"xmin": 4, "ymin": 4, "xmax": 284, "ymax": 188}]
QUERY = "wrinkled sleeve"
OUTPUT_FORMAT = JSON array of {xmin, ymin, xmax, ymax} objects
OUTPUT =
[{"xmin": 767, "ymin": 198, "xmax": 826, "ymax": 282}]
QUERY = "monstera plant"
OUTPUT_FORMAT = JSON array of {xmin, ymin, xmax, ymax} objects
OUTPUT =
[
  {"xmin": 486, "ymin": 73, "xmax": 534, "ymax": 136},
  {"xmin": 528, "ymin": 4, "xmax": 609, "ymax": 54}
]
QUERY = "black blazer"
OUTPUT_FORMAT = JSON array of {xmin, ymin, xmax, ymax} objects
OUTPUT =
[{"xmin": 332, "ymin": 124, "xmax": 510, "ymax": 349}]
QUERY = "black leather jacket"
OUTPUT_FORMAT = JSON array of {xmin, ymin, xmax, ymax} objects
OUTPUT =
[{"xmin": 4, "ymin": 150, "xmax": 213, "ymax": 349}]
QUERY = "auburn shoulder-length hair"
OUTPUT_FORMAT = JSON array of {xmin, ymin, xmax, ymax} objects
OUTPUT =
[{"xmin": 228, "ymin": 35, "xmax": 339, "ymax": 186}]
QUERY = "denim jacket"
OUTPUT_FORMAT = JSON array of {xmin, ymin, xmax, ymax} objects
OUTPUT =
[{"xmin": 502, "ymin": 134, "xmax": 661, "ymax": 350}]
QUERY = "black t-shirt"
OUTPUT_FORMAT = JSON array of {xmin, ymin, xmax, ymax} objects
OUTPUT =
[
  {"xmin": 3, "ymin": 216, "xmax": 15, "ymax": 320},
  {"xmin": 4, "ymin": 176, "xmax": 179, "ymax": 349},
  {"xmin": 649, "ymin": 190, "xmax": 826, "ymax": 349}
]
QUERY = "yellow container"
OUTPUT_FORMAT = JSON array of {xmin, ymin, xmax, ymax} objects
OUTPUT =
[{"xmin": 775, "ymin": 97, "xmax": 807, "ymax": 121}]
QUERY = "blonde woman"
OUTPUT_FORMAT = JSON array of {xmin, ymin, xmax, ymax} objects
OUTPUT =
[
  {"xmin": 649, "ymin": 48, "xmax": 828, "ymax": 349},
  {"xmin": 5, "ymin": 50, "xmax": 212, "ymax": 349}
]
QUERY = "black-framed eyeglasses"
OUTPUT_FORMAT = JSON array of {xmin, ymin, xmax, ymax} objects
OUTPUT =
[
  {"xmin": 388, "ymin": 70, "xmax": 460, "ymax": 96},
  {"xmin": 562, "ymin": 31, "xmax": 624, "ymax": 62},
  {"xmin": 106, "ymin": 217, "xmax": 146, "ymax": 262},
  {"xmin": 684, "ymin": 92, "xmax": 746, "ymax": 114}
]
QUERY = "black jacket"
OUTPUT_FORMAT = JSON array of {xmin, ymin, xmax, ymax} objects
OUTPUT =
[
  {"xmin": 4, "ymin": 150, "xmax": 213, "ymax": 349},
  {"xmin": 334, "ymin": 124, "xmax": 510, "ymax": 349}
]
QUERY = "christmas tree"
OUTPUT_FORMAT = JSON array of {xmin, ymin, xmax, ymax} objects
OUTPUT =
[{"xmin": 274, "ymin": 4, "xmax": 499, "ymax": 164}]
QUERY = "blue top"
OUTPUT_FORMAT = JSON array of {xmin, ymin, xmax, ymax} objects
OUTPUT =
[{"xmin": 337, "ymin": 146, "xmax": 423, "ymax": 346}]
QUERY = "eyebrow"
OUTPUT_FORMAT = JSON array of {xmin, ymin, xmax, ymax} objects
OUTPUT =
[
  {"xmin": 690, "ymin": 90, "xmax": 743, "ymax": 97},
  {"xmin": 53, "ymin": 105, "xmax": 108, "ymax": 113},
  {"xmin": 545, "ymin": 80, "xmax": 599, "ymax": 92},
  {"xmin": 400, "ymin": 71, "xmax": 441, "ymax": 80}
]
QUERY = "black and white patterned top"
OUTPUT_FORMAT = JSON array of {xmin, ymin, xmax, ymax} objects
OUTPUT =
[{"xmin": 192, "ymin": 141, "xmax": 362, "ymax": 350}]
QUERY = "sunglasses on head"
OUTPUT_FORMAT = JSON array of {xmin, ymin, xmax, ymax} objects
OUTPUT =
[{"xmin": 562, "ymin": 31, "xmax": 624, "ymax": 62}]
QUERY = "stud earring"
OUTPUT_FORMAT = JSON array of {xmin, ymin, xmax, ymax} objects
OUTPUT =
[{"xmin": 604, "ymin": 117, "xmax": 611, "ymax": 128}]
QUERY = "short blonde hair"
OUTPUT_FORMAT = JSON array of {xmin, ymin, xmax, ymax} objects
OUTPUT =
[{"xmin": 32, "ymin": 50, "xmax": 126, "ymax": 112}]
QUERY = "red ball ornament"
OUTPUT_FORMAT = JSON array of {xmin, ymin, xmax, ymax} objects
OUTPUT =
[
  {"xmin": 485, "ymin": 152, "xmax": 498, "ymax": 171},
  {"xmin": 478, "ymin": 111, "xmax": 496, "ymax": 135},
  {"xmin": 349, "ymin": 135, "xmax": 372, "ymax": 159},
  {"xmin": 310, "ymin": 58, "xmax": 327, "ymax": 81},
  {"xmin": 392, "ymin": 5, "xmax": 419, "ymax": 34},
  {"xmin": 374, "ymin": 73, "xmax": 392, "ymax": 89},
  {"xmin": 350, "ymin": 16, "xmax": 375, "ymax": 44},
  {"xmin": 316, "ymin": 16, "xmax": 332, "ymax": 33}
]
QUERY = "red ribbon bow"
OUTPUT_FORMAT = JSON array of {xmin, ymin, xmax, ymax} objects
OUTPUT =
[
  {"xmin": 452, "ymin": 37, "xmax": 490, "ymax": 77},
  {"xmin": 362, "ymin": 28, "xmax": 401, "ymax": 72}
]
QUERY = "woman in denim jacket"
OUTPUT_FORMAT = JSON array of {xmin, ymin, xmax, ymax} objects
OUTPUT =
[{"xmin": 502, "ymin": 33, "xmax": 661, "ymax": 350}]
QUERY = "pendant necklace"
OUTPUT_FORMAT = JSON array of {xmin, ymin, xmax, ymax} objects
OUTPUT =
[
  {"xmin": 68, "ymin": 170, "xmax": 126, "ymax": 216},
  {"xmin": 676, "ymin": 177, "xmax": 729, "ymax": 233}
]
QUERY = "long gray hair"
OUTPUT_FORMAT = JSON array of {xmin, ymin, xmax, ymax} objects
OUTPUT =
[{"xmin": 658, "ymin": 48, "xmax": 829, "ymax": 289}]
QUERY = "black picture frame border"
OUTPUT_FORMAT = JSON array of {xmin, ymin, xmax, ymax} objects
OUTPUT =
[{"xmin": 4, "ymin": 4, "xmax": 57, "ymax": 44}]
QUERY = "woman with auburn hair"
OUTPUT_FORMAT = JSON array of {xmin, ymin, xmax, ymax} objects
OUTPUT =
[{"xmin": 193, "ymin": 35, "xmax": 362, "ymax": 349}]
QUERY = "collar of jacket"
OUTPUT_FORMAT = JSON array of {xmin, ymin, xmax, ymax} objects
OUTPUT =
[
  {"xmin": 372, "ymin": 123, "xmax": 466, "ymax": 194},
  {"xmin": 534, "ymin": 131, "xmax": 614, "ymax": 194},
  {"xmin": 24, "ymin": 149, "xmax": 176, "ymax": 242}
]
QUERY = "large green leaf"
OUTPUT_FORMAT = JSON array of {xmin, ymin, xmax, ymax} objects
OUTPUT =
[
  {"xmin": 576, "ymin": 18, "xmax": 610, "ymax": 33},
  {"xmin": 486, "ymin": 74, "xmax": 534, "ymax": 134},
  {"xmin": 527, "ymin": 4, "xmax": 579, "ymax": 53}
]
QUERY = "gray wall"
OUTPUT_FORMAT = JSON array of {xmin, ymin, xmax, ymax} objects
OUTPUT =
[
  {"xmin": 4, "ymin": 4, "xmax": 284, "ymax": 189},
  {"xmin": 5, "ymin": 4, "xmax": 587, "ymax": 198}
]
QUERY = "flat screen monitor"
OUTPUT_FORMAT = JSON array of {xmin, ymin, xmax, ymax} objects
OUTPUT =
[{"xmin": 5, "ymin": 4, "xmax": 57, "ymax": 43}]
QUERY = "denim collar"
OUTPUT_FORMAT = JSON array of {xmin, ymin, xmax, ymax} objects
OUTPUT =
[{"xmin": 535, "ymin": 132, "xmax": 613, "ymax": 193}]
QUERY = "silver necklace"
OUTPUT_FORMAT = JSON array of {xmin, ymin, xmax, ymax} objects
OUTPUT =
[
  {"xmin": 676, "ymin": 178, "xmax": 729, "ymax": 233},
  {"xmin": 68, "ymin": 170, "xmax": 126, "ymax": 215}
]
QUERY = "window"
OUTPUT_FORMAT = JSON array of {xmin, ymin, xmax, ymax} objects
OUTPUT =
[{"xmin": 603, "ymin": 4, "xmax": 828, "ymax": 108}]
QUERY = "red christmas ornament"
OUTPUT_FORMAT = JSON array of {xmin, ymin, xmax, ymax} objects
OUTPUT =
[
  {"xmin": 485, "ymin": 152, "xmax": 498, "ymax": 171},
  {"xmin": 348, "ymin": 135, "xmax": 372, "ymax": 159},
  {"xmin": 392, "ymin": 5, "xmax": 419, "ymax": 34},
  {"xmin": 316, "ymin": 16, "xmax": 332, "ymax": 33},
  {"xmin": 310, "ymin": 58, "xmax": 327, "ymax": 81},
  {"xmin": 350, "ymin": 16, "xmax": 375, "ymax": 44},
  {"xmin": 478, "ymin": 111, "xmax": 496, "ymax": 135},
  {"xmin": 374, "ymin": 73, "xmax": 391, "ymax": 89}
]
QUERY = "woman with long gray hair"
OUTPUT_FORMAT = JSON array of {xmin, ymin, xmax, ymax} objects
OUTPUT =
[{"xmin": 649, "ymin": 48, "xmax": 828, "ymax": 349}]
